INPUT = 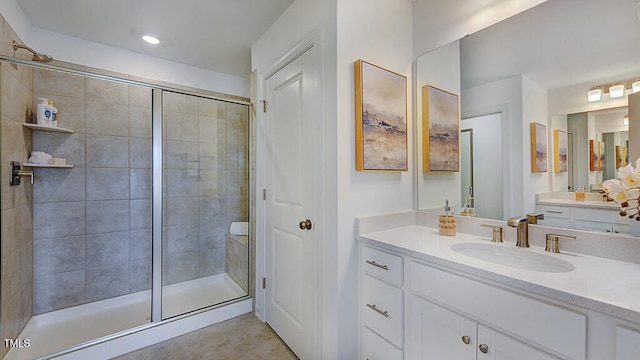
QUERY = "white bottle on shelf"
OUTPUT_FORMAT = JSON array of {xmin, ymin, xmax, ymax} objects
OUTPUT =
[
  {"xmin": 48, "ymin": 100, "xmax": 58, "ymax": 127},
  {"xmin": 36, "ymin": 98, "xmax": 53, "ymax": 126}
]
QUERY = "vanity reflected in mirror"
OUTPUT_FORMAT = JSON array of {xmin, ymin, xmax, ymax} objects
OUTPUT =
[{"xmin": 415, "ymin": 0, "xmax": 640, "ymax": 235}]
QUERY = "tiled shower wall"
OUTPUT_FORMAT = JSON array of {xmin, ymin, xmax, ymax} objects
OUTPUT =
[
  {"xmin": 163, "ymin": 92, "xmax": 249, "ymax": 286},
  {"xmin": 32, "ymin": 69, "xmax": 153, "ymax": 314},
  {"xmin": 31, "ymin": 73, "xmax": 249, "ymax": 314},
  {"xmin": 0, "ymin": 29, "xmax": 35, "ymax": 358}
]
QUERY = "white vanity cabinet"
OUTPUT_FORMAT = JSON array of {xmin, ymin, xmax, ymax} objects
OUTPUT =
[
  {"xmin": 360, "ymin": 245, "xmax": 404, "ymax": 360},
  {"xmin": 536, "ymin": 203, "xmax": 629, "ymax": 234},
  {"xmin": 408, "ymin": 295, "xmax": 556, "ymax": 360},
  {"xmin": 360, "ymin": 242, "xmax": 591, "ymax": 360}
]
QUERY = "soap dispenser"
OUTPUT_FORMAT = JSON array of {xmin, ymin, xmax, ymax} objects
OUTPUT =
[{"xmin": 439, "ymin": 199, "xmax": 456, "ymax": 236}]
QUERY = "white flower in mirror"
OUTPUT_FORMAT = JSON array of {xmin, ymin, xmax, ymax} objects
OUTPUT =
[{"xmin": 602, "ymin": 158, "xmax": 640, "ymax": 221}]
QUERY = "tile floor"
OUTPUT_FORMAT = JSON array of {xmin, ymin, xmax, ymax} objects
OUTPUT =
[{"xmin": 114, "ymin": 313, "xmax": 298, "ymax": 360}]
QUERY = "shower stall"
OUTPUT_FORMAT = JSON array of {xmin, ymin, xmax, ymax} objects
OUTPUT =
[{"xmin": 0, "ymin": 57, "xmax": 251, "ymax": 359}]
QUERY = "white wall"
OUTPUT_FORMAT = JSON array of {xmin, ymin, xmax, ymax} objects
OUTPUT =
[
  {"xmin": 416, "ymin": 41, "xmax": 461, "ymax": 211},
  {"xmin": 522, "ymin": 76, "xmax": 549, "ymax": 213},
  {"xmin": 335, "ymin": 0, "xmax": 413, "ymax": 358}
]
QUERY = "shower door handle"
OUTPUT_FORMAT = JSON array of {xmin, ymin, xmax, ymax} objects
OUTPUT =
[{"xmin": 299, "ymin": 219, "xmax": 312, "ymax": 230}]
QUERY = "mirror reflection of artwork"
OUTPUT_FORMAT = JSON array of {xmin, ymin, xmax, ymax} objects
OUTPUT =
[
  {"xmin": 530, "ymin": 123, "xmax": 547, "ymax": 173},
  {"xmin": 589, "ymin": 139, "xmax": 597, "ymax": 171},
  {"xmin": 616, "ymin": 146, "xmax": 627, "ymax": 169},
  {"xmin": 422, "ymin": 85, "xmax": 460, "ymax": 172},
  {"xmin": 354, "ymin": 59, "xmax": 408, "ymax": 171},
  {"xmin": 554, "ymin": 130, "xmax": 567, "ymax": 173},
  {"xmin": 599, "ymin": 141, "xmax": 605, "ymax": 171}
]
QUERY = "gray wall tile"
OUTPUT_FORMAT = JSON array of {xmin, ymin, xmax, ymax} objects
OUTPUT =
[
  {"xmin": 130, "ymin": 138, "xmax": 151, "ymax": 169},
  {"xmin": 85, "ymin": 101, "xmax": 129, "ymax": 136},
  {"xmin": 33, "ymin": 270, "xmax": 85, "ymax": 314},
  {"xmin": 86, "ymin": 134, "xmax": 129, "ymax": 168},
  {"xmin": 34, "ymin": 236, "xmax": 85, "ymax": 276},
  {"xmin": 166, "ymin": 224, "xmax": 199, "ymax": 255},
  {"xmin": 86, "ymin": 168, "xmax": 130, "ymax": 200},
  {"xmin": 86, "ymin": 200, "xmax": 129, "ymax": 234},
  {"xmin": 130, "ymin": 199, "xmax": 151, "ymax": 230},
  {"xmin": 86, "ymin": 231, "xmax": 129, "ymax": 268},
  {"xmin": 130, "ymin": 107, "xmax": 152, "ymax": 139},
  {"xmin": 130, "ymin": 259, "xmax": 151, "ymax": 292},
  {"xmin": 130, "ymin": 229, "xmax": 151, "ymax": 261},
  {"xmin": 33, "ymin": 201, "xmax": 85, "ymax": 239},
  {"xmin": 130, "ymin": 169, "xmax": 151, "ymax": 199},
  {"xmin": 34, "ymin": 167, "xmax": 85, "ymax": 203},
  {"xmin": 85, "ymin": 77, "xmax": 128, "ymax": 105},
  {"xmin": 85, "ymin": 264, "xmax": 129, "ymax": 302}
]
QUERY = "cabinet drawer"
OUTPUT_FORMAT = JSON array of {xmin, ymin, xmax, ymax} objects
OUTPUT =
[
  {"xmin": 616, "ymin": 326, "xmax": 640, "ymax": 360},
  {"xmin": 362, "ymin": 245, "xmax": 403, "ymax": 285},
  {"xmin": 575, "ymin": 207, "xmax": 627, "ymax": 225},
  {"xmin": 361, "ymin": 326, "xmax": 402, "ymax": 360},
  {"xmin": 536, "ymin": 205, "xmax": 570, "ymax": 219},
  {"xmin": 362, "ymin": 274, "xmax": 403, "ymax": 348},
  {"xmin": 410, "ymin": 261, "xmax": 586, "ymax": 360}
]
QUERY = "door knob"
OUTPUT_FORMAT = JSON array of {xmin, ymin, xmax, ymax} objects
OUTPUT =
[
  {"xmin": 299, "ymin": 219, "xmax": 312, "ymax": 230},
  {"xmin": 479, "ymin": 344, "xmax": 489, "ymax": 354},
  {"xmin": 461, "ymin": 335, "xmax": 471, "ymax": 345}
]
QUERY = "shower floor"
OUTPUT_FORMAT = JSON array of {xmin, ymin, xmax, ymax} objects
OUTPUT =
[{"xmin": 6, "ymin": 273, "xmax": 246, "ymax": 360}]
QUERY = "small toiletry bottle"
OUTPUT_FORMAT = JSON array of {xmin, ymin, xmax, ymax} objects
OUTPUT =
[
  {"xmin": 439, "ymin": 199, "xmax": 456, "ymax": 236},
  {"xmin": 48, "ymin": 100, "xmax": 57, "ymax": 127},
  {"xmin": 37, "ymin": 98, "xmax": 52, "ymax": 126}
]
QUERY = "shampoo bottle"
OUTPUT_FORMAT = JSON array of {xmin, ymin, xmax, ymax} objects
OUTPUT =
[
  {"xmin": 36, "ymin": 98, "xmax": 53, "ymax": 126},
  {"xmin": 48, "ymin": 100, "xmax": 58, "ymax": 127}
]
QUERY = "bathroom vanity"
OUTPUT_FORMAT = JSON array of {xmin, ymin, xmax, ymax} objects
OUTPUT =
[
  {"xmin": 535, "ymin": 193, "xmax": 629, "ymax": 234},
  {"xmin": 357, "ymin": 211, "xmax": 640, "ymax": 360}
]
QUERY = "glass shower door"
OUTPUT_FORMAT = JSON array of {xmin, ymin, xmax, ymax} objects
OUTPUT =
[{"xmin": 161, "ymin": 91, "xmax": 249, "ymax": 319}]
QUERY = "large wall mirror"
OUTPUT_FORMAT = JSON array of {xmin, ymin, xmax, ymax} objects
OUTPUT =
[{"xmin": 415, "ymin": 0, "xmax": 640, "ymax": 235}]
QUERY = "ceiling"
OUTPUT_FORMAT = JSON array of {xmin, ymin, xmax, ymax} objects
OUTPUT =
[
  {"xmin": 460, "ymin": 0, "xmax": 640, "ymax": 90},
  {"xmin": 16, "ymin": 0, "xmax": 294, "ymax": 78}
]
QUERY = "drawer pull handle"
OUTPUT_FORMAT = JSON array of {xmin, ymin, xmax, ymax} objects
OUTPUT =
[
  {"xmin": 546, "ymin": 210, "xmax": 562, "ymax": 214},
  {"xmin": 461, "ymin": 335, "xmax": 471, "ymax": 345},
  {"xmin": 479, "ymin": 344, "xmax": 489, "ymax": 354},
  {"xmin": 366, "ymin": 260, "xmax": 389, "ymax": 270},
  {"xmin": 366, "ymin": 303, "xmax": 389, "ymax": 318}
]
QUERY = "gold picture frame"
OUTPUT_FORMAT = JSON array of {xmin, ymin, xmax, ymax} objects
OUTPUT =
[
  {"xmin": 553, "ymin": 129, "xmax": 567, "ymax": 173},
  {"xmin": 422, "ymin": 85, "xmax": 460, "ymax": 172},
  {"xmin": 354, "ymin": 59, "xmax": 408, "ymax": 171},
  {"xmin": 530, "ymin": 123, "xmax": 547, "ymax": 173}
]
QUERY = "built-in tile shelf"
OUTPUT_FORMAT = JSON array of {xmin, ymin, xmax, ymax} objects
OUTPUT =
[
  {"xmin": 23, "ymin": 163, "xmax": 73, "ymax": 168},
  {"xmin": 23, "ymin": 123, "xmax": 74, "ymax": 133}
]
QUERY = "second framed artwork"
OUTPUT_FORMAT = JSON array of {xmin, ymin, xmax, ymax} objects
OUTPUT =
[
  {"xmin": 422, "ymin": 85, "xmax": 460, "ymax": 172},
  {"xmin": 530, "ymin": 123, "xmax": 547, "ymax": 173},
  {"xmin": 354, "ymin": 59, "xmax": 408, "ymax": 171},
  {"xmin": 553, "ymin": 129, "xmax": 568, "ymax": 173}
]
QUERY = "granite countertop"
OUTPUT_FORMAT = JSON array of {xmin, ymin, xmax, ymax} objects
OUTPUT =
[{"xmin": 357, "ymin": 224, "xmax": 640, "ymax": 324}]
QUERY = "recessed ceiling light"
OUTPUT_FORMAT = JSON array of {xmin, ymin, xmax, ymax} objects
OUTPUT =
[{"xmin": 142, "ymin": 35, "xmax": 160, "ymax": 45}]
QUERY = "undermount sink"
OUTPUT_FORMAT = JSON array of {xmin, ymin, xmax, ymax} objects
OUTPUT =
[{"xmin": 451, "ymin": 243, "xmax": 575, "ymax": 273}]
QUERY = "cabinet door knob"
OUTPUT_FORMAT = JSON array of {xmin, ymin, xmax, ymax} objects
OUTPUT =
[
  {"xmin": 461, "ymin": 335, "xmax": 471, "ymax": 345},
  {"xmin": 479, "ymin": 344, "xmax": 489, "ymax": 353}
]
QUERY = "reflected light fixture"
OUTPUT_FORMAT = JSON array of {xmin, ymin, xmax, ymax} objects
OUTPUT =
[
  {"xmin": 624, "ymin": 114, "xmax": 629, "ymax": 126},
  {"xmin": 609, "ymin": 84, "xmax": 625, "ymax": 98},
  {"xmin": 142, "ymin": 35, "xmax": 160, "ymax": 45},
  {"xmin": 633, "ymin": 80, "xmax": 640, "ymax": 93},
  {"xmin": 588, "ymin": 88, "xmax": 602, "ymax": 102}
]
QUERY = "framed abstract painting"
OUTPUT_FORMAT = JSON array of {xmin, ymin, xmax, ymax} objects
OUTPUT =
[
  {"xmin": 354, "ymin": 59, "xmax": 408, "ymax": 171},
  {"xmin": 422, "ymin": 85, "xmax": 460, "ymax": 172}
]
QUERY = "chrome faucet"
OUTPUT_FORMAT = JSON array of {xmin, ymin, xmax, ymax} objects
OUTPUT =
[{"xmin": 507, "ymin": 217, "xmax": 529, "ymax": 247}]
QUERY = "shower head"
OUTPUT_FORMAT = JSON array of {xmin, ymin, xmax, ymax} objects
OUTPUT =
[{"xmin": 12, "ymin": 41, "xmax": 54, "ymax": 63}]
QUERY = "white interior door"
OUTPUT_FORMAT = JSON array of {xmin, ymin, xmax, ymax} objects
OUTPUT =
[{"xmin": 264, "ymin": 47, "xmax": 319, "ymax": 359}]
